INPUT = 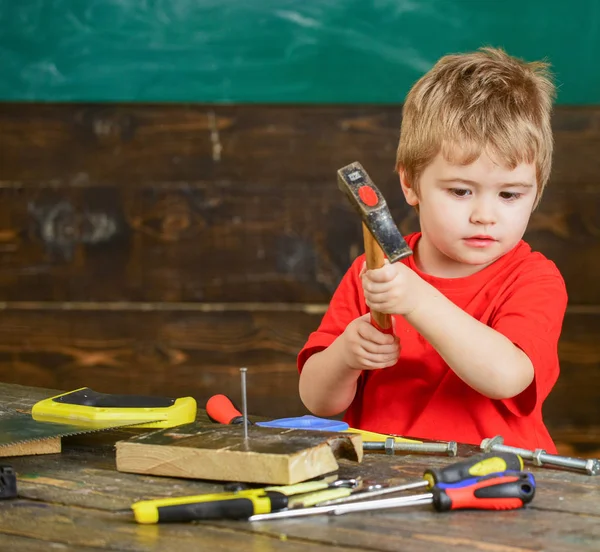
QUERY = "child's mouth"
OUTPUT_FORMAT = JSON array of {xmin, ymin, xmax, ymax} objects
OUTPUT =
[{"xmin": 463, "ymin": 236, "xmax": 497, "ymax": 248}]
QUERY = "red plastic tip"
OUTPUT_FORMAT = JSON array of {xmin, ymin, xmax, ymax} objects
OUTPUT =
[{"xmin": 206, "ymin": 394, "xmax": 242, "ymax": 424}]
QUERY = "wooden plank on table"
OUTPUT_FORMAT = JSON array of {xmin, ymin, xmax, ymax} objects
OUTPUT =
[
  {"xmin": 6, "ymin": 460, "xmax": 600, "ymax": 552},
  {"xmin": 2, "ymin": 409, "xmax": 597, "ymax": 552},
  {"xmin": 0, "ymin": 104, "xmax": 598, "ymax": 304},
  {"xmin": 115, "ymin": 423, "xmax": 362, "ymax": 485},
  {"xmin": 0, "ymin": 500, "xmax": 343, "ymax": 552},
  {"xmin": 8, "ymin": 437, "xmax": 599, "ymax": 517}
]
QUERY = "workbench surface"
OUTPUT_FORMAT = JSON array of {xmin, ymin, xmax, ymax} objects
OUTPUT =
[{"xmin": 0, "ymin": 384, "xmax": 598, "ymax": 551}]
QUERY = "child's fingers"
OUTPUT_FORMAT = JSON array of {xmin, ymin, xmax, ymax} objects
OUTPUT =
[
  {"xmin": 358, "ymin": 351, "xmax": 399, "ymax": 369},
  {"xmin": 363, "ymin": 263, "xmax": 397, "ymax": 283},
  {"xmin": 362, "ymin": 278, "xmax": 393, "ymax": 295},
  {"xmin": 357, "ymin": 339, "xmax": 399, "ymax": 356},
  {"xmin": 357, "ymin": 320, "xmax": 397, "ymax": 344}
]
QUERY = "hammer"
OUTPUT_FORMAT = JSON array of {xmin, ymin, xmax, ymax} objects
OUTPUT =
[{"xmin": 337, "ymin": 162, "xmax": 413, "ymax": 332}]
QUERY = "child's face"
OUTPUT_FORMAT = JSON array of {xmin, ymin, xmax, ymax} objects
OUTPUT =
[{"xmin": 400, "ymin": 149, "xmax": 537, "ymax": 278}]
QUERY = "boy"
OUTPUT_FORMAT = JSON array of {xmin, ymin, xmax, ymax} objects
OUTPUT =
[{"xmin": 298, "ymin": 48, "xmax": 567, "ymax": 453}]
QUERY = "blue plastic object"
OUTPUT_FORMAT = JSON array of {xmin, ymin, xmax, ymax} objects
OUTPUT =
[{"xmin": 255, "ymin": 415, "xmax": 349, "ymax": 432}]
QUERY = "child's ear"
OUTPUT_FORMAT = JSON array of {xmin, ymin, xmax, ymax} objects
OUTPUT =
[{"xmin": 398, "ymin": 167, "xmax": 419, "ymax": 206}]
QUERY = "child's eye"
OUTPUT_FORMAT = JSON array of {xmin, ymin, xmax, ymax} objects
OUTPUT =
[
  {"xmin": 449, "ymin": 188, "xmax": 471, "ymax": 197},
  {"xmin": 499, "ymin": 191, "xmax": 522, "ymax": 200}
]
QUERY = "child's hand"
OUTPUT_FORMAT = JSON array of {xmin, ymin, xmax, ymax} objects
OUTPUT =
[
  {"xmin": 340, "ymin": 313, "xmax": 400, "ymax": 371},
  {"xmin": 361, "ymin": 261, "xmax": 420, "ymax": 316}
]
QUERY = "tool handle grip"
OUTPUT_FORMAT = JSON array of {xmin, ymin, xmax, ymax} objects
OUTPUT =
[
  {"xmin": 132, "ymin": 492, "xmax": 288, "ymax": 524},
  {"xmin": 206, "ymin": 394, "xmax": 247, "ymax": 425},
  {"xmin": 432, "ymin": 472, "xmax": 535, "ymax": 511},
  {"xmin": 362, "ymin": 223, "xmax": 393, "ymax": 332},
  {"xmin": 155, "ymin": 498, "xmax": 256, "ymax": 522},
  {"xmin": 424, "ymin": 452, "xmax": 523, "ymax": 487},
  {"xmin": 52, "ymin": 387, "xmax": 176, "ymax": 408}
]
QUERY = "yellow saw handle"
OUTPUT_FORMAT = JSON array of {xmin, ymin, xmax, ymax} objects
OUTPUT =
[{"xmin": 31, "ymin": 387, "xmax": 196, "ymax": 428}]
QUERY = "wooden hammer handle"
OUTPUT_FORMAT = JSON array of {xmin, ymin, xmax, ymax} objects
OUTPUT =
[{"xmin": 362, "ymin": 222, "xmax": 392, "ymax": 332}]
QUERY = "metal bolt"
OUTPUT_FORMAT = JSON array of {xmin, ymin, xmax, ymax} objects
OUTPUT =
[
  {"xmin": 480, "ymin": 435, "xmax": 600, "ymax": 476},
  {"xmin": 363, "ymin": 437, "xmax": 457, "ymax": 457}
]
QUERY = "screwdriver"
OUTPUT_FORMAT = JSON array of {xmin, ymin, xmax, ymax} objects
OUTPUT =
[
  {"xmin": 130, "ymin": 488, "xmax": 288, "ymax": 524},
  {"xmin": 250, "ymin": 471, "xmax": 536, "ymax": 520},
  {"xmin": 129, "ymin": 478, "xmax": 361, "ymax": 524},
  {"xmin": 316, "ymin": 451, "xmax": 523, "ymax": 506}
]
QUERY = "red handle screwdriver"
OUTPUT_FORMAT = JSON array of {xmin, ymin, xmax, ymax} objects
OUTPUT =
[
  {"xmin": 205, "ymin": 394, "xmax": 250, "ymax": 426},
  {"xmin": 431, "ymin": 471, "xmax": 535, "ymax": 511},
  {"xmin": 249, "ymin": 471, "xmax": 535, "ymax": 520}
]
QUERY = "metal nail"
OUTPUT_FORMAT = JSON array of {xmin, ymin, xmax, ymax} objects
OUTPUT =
[{"xmin": 240, "ymin": 367, "xmax": 249, "ymax": 441}]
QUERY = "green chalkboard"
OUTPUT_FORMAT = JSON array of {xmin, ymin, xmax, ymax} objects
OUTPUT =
[{"xmin": 0, "ymin": 0, "xmax": 598, "ymax": 104}]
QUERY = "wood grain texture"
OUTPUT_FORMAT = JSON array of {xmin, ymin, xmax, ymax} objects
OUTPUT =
[
  {"xmin": 1, "ymin": 381, "xmax": 598, "ymax": 552},
  {"xmin": 362, "ymin": 223, "xmax": 392, "ymax": 330},
  {"xmin": 116, "ymin": 423, "xmax": 362, "ymax": 484},
  {"xmin": 0, "ymin": 103, "xmax": 599, "ymax": 459},
  {"xmin": 0, "ymin": 104, "xmax": 599, "ymax": 303},
  {"xmin": 0, "ymin": 308, "xmax": 597, "ymax": 457}
]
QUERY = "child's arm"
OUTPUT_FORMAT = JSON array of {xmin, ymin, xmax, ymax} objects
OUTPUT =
[
  {"xmin": 362, "ymin": 263, "xmax": 536, "ymax": 399},
  {"xmin": 299, "ymin": 313, "xmax": 399, "ymax": 416}
]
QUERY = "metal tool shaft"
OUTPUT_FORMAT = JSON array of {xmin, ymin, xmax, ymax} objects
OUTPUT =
[
  {"xmin": 317, "ymin": 480, "xmax": 427, "ymax": 506},
  {"xmin": 249, "ymin": 493, "xmax": 433, "ymax": 521},
  {"xmin": 481, "ymin": 436, "xmax": 599, "ymax": 476},
  {"xmin": 363, "ymin": 438, "xmax": 458, "ymax": 457},
  {"xmin": 240, "ymin": 367, "xmax": 249, "ymax": 441}
]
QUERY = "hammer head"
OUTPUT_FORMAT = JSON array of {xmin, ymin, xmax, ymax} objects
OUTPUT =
[{"xmin": 337, "ymin": 162, "xmax": 412, "ymax": 263}]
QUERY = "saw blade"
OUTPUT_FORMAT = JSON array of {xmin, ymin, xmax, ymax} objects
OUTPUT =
[{"xmin": 0, "ymin": 407, "xmax": 155, "ymax": 448}]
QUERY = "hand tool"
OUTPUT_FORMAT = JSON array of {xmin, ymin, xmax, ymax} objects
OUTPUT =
[
  {"xmin": 481, "ymin": 435, "xmax": 600, "ymax": 476},
  {"xmin": 0, "ymin": 465, "xmax": 17, "ymax": 499},
  {"xmin": 0, "ymin": 405, "xmax": 156, "ymax": 453},
  {"xmin": 32, "ymin": 387, "xmax": 197, "ymax": 429},
  {"xmin": 223, "ymin": 476, "xmax": 384, "ymax": 507},
  {"xmin": 206, "ymin": 394, "xmax": 420, "ymax": 443},
  {"xmin": 363, "ymin": 437, "xmax": 457, "ymax": 456},
  {"xmin": 128, "ymin": 478, "xmax": 360, "ymax": 524},
  {"xmin": 249, "ymin": 471, "xmax": 535, "ymax": 520},
  {"xmin": 337, "ymin": 161, "xmax": 413, "ymax": 332},
  {"xmin": 315, "ymin": 451, "xmax": 524, "ymax": 506}
]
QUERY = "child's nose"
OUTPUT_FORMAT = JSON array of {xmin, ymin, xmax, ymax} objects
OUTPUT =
[{"xmin": 469, "ymin": 199, "xmax": 496, "ymax": 225}]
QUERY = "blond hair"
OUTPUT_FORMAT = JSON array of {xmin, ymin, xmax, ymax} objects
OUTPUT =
[{"xmin": 396, "ymin": 47, "xmax": 555, "ymax": 206}]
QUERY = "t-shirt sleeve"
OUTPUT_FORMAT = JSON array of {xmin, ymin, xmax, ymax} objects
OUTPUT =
[
  {"xmin": 297, "ymin": 256, "xmax": 368, "ymax": 373},
  {"xmin": 491, "ymin": 261, "xmax": 567, "ymax": 417}
]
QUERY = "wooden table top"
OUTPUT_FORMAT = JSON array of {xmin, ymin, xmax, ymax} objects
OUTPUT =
[{"xmin": 0, "ymin": 383, "xmax": 598, "ymax": 551}]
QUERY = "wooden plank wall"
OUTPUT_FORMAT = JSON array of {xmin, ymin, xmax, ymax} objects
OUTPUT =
[{"xmin": 0, "ymin": 103, "xmax": 598, "ymax": 456}]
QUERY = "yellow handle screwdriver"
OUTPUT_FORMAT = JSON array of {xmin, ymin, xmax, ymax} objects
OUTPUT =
[{"xmin": 130, "ymin": 478, "xmax": 358, "ymax": 524}]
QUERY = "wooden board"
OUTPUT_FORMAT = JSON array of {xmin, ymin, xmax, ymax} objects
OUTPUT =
[
  {"xmin": 115, "ymin": 423, "xmax": 362, "ymax": 485},
  {"xmin": 0, "ymin": 383, "xmax": 598, "ymax": 551},
  {"xmin": 0, "ymin": 104, "xmax": 599, "ymax": 304}
]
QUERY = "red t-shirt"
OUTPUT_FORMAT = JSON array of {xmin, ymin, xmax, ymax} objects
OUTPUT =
[{"xmin": 298, "ymin": 232, "xmax": 567, "ymax": 453}]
